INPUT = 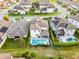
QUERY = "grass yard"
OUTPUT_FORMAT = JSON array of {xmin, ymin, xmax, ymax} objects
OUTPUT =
[
  {"xmin": 0, "ymin": 48, "xmax": 37, "ymax": 57},
  {"xmin": 27, "ymin": 11, "xmax": 61, "ymax": 17},
  {"xmin": 8, "ymin": 11, "xmax": 61, "ymax": 17},
  {"xmin": 49, "ymin": 0, "xmax": 58, "ymax": 3},
  {"xmin": 1, "ymin": 47, "xmax": 79, "ymax": 59},
  {"xmin": 2, "ymin": 37, "xmax": 29, "ymax": 49}
]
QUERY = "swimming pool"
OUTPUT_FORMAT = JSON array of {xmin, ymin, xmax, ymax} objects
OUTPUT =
[
  {"xmin": 30, "ymin": 38, "xmax": 50, "ymax": 45},
  {"xmin": 66, "ymin": 38, "xmax": 77, "ymax": 42}
]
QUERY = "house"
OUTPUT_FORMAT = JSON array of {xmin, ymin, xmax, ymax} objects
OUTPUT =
[
  {"xmin": 39, "ymin": 0, "xmax": 56, "ymax": 13},
  {"xmin": 39, "ymin": 0, "xmax": 51, "ymax": 9},
  {"xmin": 40, "ymin": 8, "xmax": 47, "ymax": 13},
  {"xmin": 11, "ymin": 0, "xmax": 32, "ymax": 14},
  {"xmin": 35, "ymin": 0, "xmax": 56, "ymax": 13},
  {"xmin": 59, "ymin": 0, "xmax": 79, "ymax": 9},
  {"xmin": 4, "ymin": 0, "xmax": 20, "ymax": 4},
  {"xmin": 30, "ymin": 17, "xmax": 50, "ymax": 45},
  {"xmin": 20, "ymin": 0, "xmax": 32, "ymax": 8},
  {"xmin": 13, "ymin": 5, "xmax": 26, "ymax": 14},
  {"xmin": 0, "ymin": 1, "xmax": 7, "ymax": 9},
  {"xmin": 49, "ymin": 17, "xmax": 77, "ymax": 42},
  {"xmin": 0, "ymin": 20, "xmax": 13, "ymax": 48},
  {"xmin": 7, "ymin": 20, "xmax": 30, "ymax": 40},
  {"xmin": 20, "ymin": 0, "xmax": 32, "ymax": 12}
]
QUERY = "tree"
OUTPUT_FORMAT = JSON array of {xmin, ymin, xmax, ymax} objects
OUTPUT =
[
  {"xmin": 74, "ymin": 29, "xmax": 79, "ymax": 39},
  {"xmin": 22, "ymin": 51, "xmax": 30, "ymax": 59},
  {"xmin": 57, "ymin": 56, "xmax": 63, "ymax": 59},
  {"xmin": 48, "ymin": 57, "xmax": 53, "ymax": 59},
  {"xmin": 3, "ymin": 15, "xmax": 9, "ymax": 21},
  {"xmin": 30, "ymin": 52, "xmax": 36, "ymax": 58}
]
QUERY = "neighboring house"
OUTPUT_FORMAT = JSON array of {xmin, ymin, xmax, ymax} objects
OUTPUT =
[
  {"xmin": 11, "ymin": 0, "xmax": 32, "ymax": 14},
  {"xmin": 35, "ymin": 0, "xmax": 56, "ymax": 13},
  {"xmin": 0, "ymin": 1, "xmax": 8, "ymax": 9},
  {"xmin": 39, "ymin": 0, "xmax": 51, "ymax": 9},
  {"xmin": 20, "ymin": 0, "xmax": 32, "ymax": 8},
  {"xmin": 68, "ymin": 14, "xmax": 79, "ymax": 28},
  {"xmin": 20, "ymin": 0, "xmax": 32, "ymax": 12},
  {"xmin": 59, "ymin": 0, "xmax": 79, "ymax": 9},
  {"xmin": 0, "ymin": 20, "xmax": 13, "ymax": 48},
  {"xmin": 12, "ymin": 5, "xmax": 26, "ymax": 14},
  {"xmin": 49, "ymin": 17, "xmax": 77, "ymax": 42},
  {"xmin": 7, "ymin": 20, "xmax": 30, "ymax": 40},
  {"xmin": 30, "ymin": 17, "xmax": 50, "ymax": 45}
]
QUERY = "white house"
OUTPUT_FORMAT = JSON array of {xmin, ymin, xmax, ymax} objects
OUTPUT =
[
  {"xmin": 30, "ymin": 17, "xmax": 50, "ymax": 45},
  {"xmin": 36, "ymin": 0, "xmax": 56, "ymax": 13},
  {"xmin": 49, "ymin": 17, "xmax": 77, "ymax": 42}
]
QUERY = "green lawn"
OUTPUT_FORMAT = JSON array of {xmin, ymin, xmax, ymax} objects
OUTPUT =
[
  {"xmin": 49, "ymin": 0, "xmax": 58, "ymax": 3},
  {"xmin": 1, "ymin": 47, "xmax": 79, "ymax": 59},
  {"xmin": 49, "ymin": 28, "xmax": 60, "ymax": 48},
  {"xmin": 2, "ymin": 37, "xmax": 29, "ymax": 49},
  {"xmin": 8, "ymin": 11, "xmax": 61, "ymax": 17},
  {"xmin": 27, "ymin": 11, "xmax": 61, "ymax": 16},
  {"xmin": 0, "ymin": 48, "xmax": 37, "ymax": 57}
]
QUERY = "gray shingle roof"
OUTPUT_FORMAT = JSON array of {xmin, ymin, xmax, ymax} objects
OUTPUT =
[{"xmin": 7, "ymin": 20, "xmax": 30, "ymax": 38}]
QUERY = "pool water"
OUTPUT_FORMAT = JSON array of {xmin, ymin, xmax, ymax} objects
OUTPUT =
[
  {"xmin": 31, "ymin": 38, "xmax": 49, "ymax": 45},
  {"xmin": 66, "ymin": 38, "xmax": 77, "ymax": 42}
]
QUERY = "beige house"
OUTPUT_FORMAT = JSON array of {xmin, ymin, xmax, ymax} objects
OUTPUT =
[{"xmin": 0, "ymin": 1, "xmax": 7, "ymax": 9}]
